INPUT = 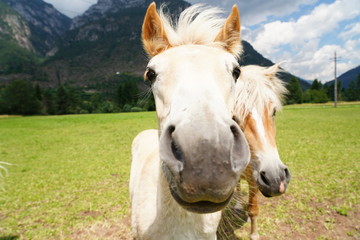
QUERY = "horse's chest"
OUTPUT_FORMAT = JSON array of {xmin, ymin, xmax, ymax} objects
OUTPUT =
[{"xmin": 145, "ymin": 210, "xmax": 220, "ymax": 240}]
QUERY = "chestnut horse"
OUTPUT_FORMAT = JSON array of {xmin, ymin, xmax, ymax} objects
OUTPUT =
[{"xmin": 218, "ymin": 65, "xmax": 291, "ymax": 240}]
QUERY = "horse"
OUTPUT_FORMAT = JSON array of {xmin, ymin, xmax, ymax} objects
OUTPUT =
[
  {"xmin": 217, "ymin": 64, "xmax": 291, "ymax": 240},
  {"xmin": 130, "ymin": 3, "xmax": 251, "ymax": 239}
]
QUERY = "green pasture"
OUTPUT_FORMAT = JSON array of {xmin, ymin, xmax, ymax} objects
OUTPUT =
[{"xmin": 0, "ymin": 104, "xmax": 359, "ymax": 239}]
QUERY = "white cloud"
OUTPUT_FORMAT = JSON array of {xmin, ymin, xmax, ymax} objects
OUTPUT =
[
  {"xmin": 282, "ymin": 41, "xmax": 360, "ymax": 82},
  {"xmin": 339, "ymin": 22, "xmax": 360, "ymax": 39},
  {"xmin": 245, "ymin": 0, "xmax": 360, "ymax": 54},
  {"xmin": 243, "ymin": 0, "xmax": 360, "ymax": 82},
  {"xmin": 187, "ymin": 0, "xmax": 317, "ymax": 26}
]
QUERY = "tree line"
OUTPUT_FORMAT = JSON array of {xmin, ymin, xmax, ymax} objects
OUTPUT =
[
  {"xmin": 0, "ymin": 77, "xmax": 154, "ymax": 115},
  {"xmin": 286, "ymin": 74, "xmax": 360, "ymax": 104},
  {"xmin": 1, "ymin": 73, "xmax": 359, "ymax": 115}
]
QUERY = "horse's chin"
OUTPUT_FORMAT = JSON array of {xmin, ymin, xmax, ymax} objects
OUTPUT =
[
  {"xmin": 170, "ymin": 188, "xmax": 233, "ymax": 214},
  {"xmin": 162, "ymin": 161, "xmax": 233, "ymax": 213}
]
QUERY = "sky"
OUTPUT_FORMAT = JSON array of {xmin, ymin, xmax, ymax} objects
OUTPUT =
[{"xmin": 43, "ymin": 0, "xmax": 360, "ymax": 82}]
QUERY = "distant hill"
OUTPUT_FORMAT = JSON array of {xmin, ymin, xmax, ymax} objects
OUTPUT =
[
  {"xmin": 0, "ymin": 2, "xmax": 40, "ymax": 76},
  {"xmin": 239, "ymin": 41, "xmax": 310, "ymax": 90},
  {"xmin": 0, "ymin": 0, "xmax": 310, "ymax": 91},
  {"xmin": 42, "ymin": 0, "xmax": 309, "ymax": 90},
  {"xmin": 41, "ymin": 0, "xmax": 191, "ymax": 88},
  {"xmin": 326, "ymin": 65, "xmax": 360, "ymax": 89},
  {"xmin": 0, "ymin": 0, "xmax": 71, "ymax": 55},
  {"xmin": 0, "ymin": 0, "xmax": 72, "ymax": 77},
  {"xmin": 0, "ymin": 2, "xmax": 33, "ymax": 51}
]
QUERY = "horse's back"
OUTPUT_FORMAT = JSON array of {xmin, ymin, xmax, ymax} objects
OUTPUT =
[
  {"xmin": 130, "ymin": 129, "xmax": 161, "ymax": 238},
  {"xmin": 130, "ymin": 129, "xmax": 159, "ymax": 200}
]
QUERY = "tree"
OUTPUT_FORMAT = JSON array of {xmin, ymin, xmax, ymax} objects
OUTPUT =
[
  {"xmin": 346, "ymin": 81, "xmax": 357, "ymax": 101},
  {"xmin": 0, "ymin": 80, "xmax": 41, "ymax": 115},
  {"xmin": 117, "ymin": 79, "xmax": 139, "ymax": 108},
  {"xmin": 66, "ymin": 87, "xmax": 82, "ymax": 114},
  {"xmin": 346, "ymin": 73, "xmax": 360, "ymax": 101},
  {"xmin": 303, "ymin": 89, "xmax": 328, "ymax": 103},
  {"xmin": 303, "ymin": 79, "xmax": 329, "ymax": 103},
  {"xmin": 56, "ymin": 85, "xmax": 70, "ymax": 114},
  {"xmin": 286, "ymin": 77, "xmax": 303, "ymax": 104},
  {"xmin": 35, "ymin": 85, "xmax": 43, "ymax": 101},
  {"xmin": 43, "ymin": 90, "xmax": 56, "ymax": 115},
  {"xmin": 310, "ymin": 79, "xmax": 322, "ymax": 90},
  {"xmin": 325, "ymin": 81, "xmax": 343, "ymax": 101}
]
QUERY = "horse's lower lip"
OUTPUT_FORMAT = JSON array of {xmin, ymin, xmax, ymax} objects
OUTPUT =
[
  {"xmin": 257, "ymin": 183, "xmax": 285, "ymax": 198},
  {"xmin": 170, "ymin": 188, "xmax": 233, "ymax": 214}
]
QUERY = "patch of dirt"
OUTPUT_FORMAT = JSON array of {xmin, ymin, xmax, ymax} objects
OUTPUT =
[
  {"xmin": 0, "ymin": 115, "xmax": 21, "ymax": 118},
  {"xmin": 217, "ymin": 190, "xmax": 360, "ymax": 240},
  {"xmin": 275, "ymin": 202, "xmax": 359, "ymax": 240},
  {"xmin": 70, "ymin": 214, "xmax": 132, "ymax": 240},
  {"xmin": 69, "ymin": 192, "xmax": 359, "ymax": 240},
  {"xmin": 79, "ymin": 210, "xmax": 102, "ymax": 218},
  {"xmin": 257, "ymin": 195, "xmax": 360, "ymax": 240}
]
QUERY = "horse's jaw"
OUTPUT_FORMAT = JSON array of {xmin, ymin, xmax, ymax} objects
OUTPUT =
[{"xmin": 251, "ymin": 152, "xmax": 291, "ymax": 198}]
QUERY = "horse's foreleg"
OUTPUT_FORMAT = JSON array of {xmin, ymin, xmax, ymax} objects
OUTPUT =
[
  {"xmin": 234, "ymin": 182, "xmax": 242, "ymax": 210},
  {"xmin": 248, "ymin": 180, "xmax": 260, "ymax": 240}
]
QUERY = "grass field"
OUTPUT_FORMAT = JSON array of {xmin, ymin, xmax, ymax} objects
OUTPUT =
[{"xmin": 0, "ymin": 103, "xmax": 359, "ymax": 239}]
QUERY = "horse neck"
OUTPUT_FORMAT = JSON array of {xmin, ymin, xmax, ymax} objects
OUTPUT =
[{"xmin": 154, "ymin": 163, "xmax": 221, "ymax": 240}]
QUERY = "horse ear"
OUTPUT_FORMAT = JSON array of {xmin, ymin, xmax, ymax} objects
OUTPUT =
[
  {"xmin": 142, "ymin": 2, "xmax": 170, "ymax": 57},
  {"xmin": 215, "ymin": 5, "xmax": 242, "ymax": 56},
  {"xmin": 265, "ymin": 63, "xmax": 283, "ymax": 80}
]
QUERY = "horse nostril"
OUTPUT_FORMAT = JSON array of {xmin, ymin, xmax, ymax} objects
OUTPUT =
[
  {"xmin": 230, "ymin": 125, "xmax": 239, "ymax": 138},
  {"xmin": 171, "ymin": 140, "xmax": 184, "ymax": 162},
  {"xmin": 168, "ymin": 125, "xmax": 176, "ymax": 135},
  {"xmin": 168, "ymin": 125, "xmax": 184, "ymax": 162},
  {"xmin": 260, "ymin": 171, "xmax": 270, "ymax": 186}
]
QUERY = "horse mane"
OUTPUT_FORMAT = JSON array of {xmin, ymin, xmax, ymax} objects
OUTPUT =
[
  {"xmin": 234, "ymin": 64, "xmax": 288, "ymax": 121},
  {"xmin": 159, "ymin": 4, "xmax": 243, "ymax": 57}
]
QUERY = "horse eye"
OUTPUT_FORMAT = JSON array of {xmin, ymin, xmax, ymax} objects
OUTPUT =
[
  {"xmin": 272, "ymin": 109, "xmax": 277, "ymax": 117},
  {"xmin": 232, "ymin": 67, "xmax": 241, "ymax": 82},
  {"xmin": 145, "ymin": 68, "xmax": 157, "ymax": 83}
]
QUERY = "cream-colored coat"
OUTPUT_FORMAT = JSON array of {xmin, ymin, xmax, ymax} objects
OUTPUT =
[
  {"xmin": 130, "ymin": 129, "xmax": 221, "ymax": 240},
  {"xmin": 130, "ymin": 3, "xmax": 244, "ymax": 239}
]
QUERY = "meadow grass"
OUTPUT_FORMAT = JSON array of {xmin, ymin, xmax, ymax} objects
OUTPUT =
[
  {"xmin": 0, "ymin": 112, "xmax": 157, "ymax": 239},
  {"xmin": 0, "ymin": 104, "xmax": 359, "ymax": 239}
]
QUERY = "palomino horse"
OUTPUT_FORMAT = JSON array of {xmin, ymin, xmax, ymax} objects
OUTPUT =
[
  {"xmin": 218, "ymin": 65, "xmax": 291, "ymax": 240},
  {"xmin": 130, "ymin": 3, "xmax": 250, "ymax": 239}
]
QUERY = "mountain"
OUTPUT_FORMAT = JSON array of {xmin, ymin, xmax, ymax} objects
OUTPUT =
[
  {"xmin": 0, "ymin": 2, "xmax": 41, "ymax": 76},
  {"xmin": 326, "ymin": 65, "xmax": 360, "ymax": 89},
  {"xmin": 71, "ymin": 0, "xmax": 149, "ymax": 30},
  {"xmin": 239, "ymin": 40, "xmax": 310, "ymax": 90},
  {"xmin": 0, "ymin": 0, "xmax": 309, "ymax": 91},
  {"xmin": 239, "ymin": 41, "xmax": 273, "ymax": 66},
  {"xmin": 42, "ymin": 0, "xmax": 309, "ymax": 90},
  {"xmin": 0, "ymin": 0, "xmax": 71, "ymax": 55},
  {"xmin": 0, "ymin": 2, "xmax": 34, "ymax": 51},
  {"xmin": 42, "ymin": 0, "xmax": 191, "ymax": 88}
]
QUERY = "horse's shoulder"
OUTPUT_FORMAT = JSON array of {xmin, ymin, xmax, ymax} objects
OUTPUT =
[
  {"xmin": 132, "ymin": 129, "xmax": 158, "ymax": 149},
  {"xmin": 130, "ymin": 129, "xmax": 159, "ymax": 199}
]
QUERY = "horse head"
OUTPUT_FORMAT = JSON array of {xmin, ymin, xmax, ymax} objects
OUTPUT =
[
  {"xmin": 142, "ymin": 3, "xmax": 250, "ymax": 213},
  {"xmin": 234, "ymin": 65, "xmax": 291, "ymax": 197}
]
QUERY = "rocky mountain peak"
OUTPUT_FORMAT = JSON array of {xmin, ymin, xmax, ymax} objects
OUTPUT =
[
  {"xmin": 1, "ymin": 0, "xmax": 71, "ymax": 55},
  {"xmin": 71, "ymin": 0, "xmax": 147, "ymax": 30},
  {"xmin": 0, "ymin": 2, "xmax": 34, "ymax": 51}
]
